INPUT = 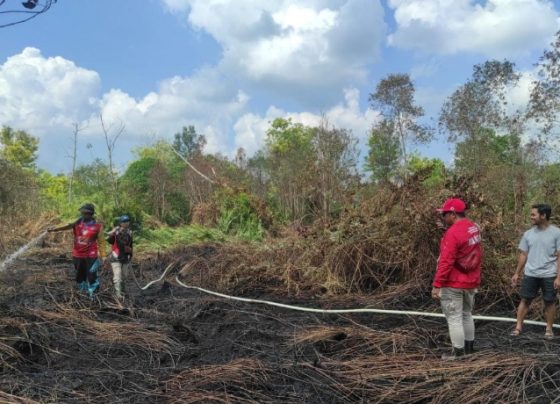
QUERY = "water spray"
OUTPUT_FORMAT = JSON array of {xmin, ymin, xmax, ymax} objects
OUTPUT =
[{"xmin": 0, "ymin": 231, "xmax": 48, "ymax": 271}]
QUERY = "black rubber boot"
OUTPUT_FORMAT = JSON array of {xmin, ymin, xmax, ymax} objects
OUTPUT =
[
  {"xmin": 441, "ymin": 347, "xmax": 465, "ymax": 360},
  {"xmin": 464, "ymin": 340, "xmax": 475, "ymax": 354}
]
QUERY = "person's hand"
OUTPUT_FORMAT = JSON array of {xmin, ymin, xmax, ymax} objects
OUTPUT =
[
  {"xmin": 554, "ymin": 276, "xmax": 560, "ymax": 290},
  {"xmin": 431, "ymin": 287, "xmax": 441, "ymax": 299},
  {"xmin": 511, "ymin": 273, "xmax": 521, "ymax": 288}
]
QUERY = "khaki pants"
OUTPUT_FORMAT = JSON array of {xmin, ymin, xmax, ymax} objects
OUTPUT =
[
  {"xmin": 440, "ymin": 287, "xmax": 476, "ymax": 349},
  {"xmin": 111, "ymin": 261, "xmax": 129, "ymax": 286}
]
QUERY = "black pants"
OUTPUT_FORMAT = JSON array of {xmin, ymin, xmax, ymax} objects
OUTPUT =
[{"xmin": 73, "ymin": 257, "xmax": 97, "ymax": 285}]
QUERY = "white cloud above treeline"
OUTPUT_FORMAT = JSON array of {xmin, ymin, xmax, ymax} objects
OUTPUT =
[
  {"xmin": 2, "ymin": 1, "xmax": 560, "ymax": 172},
  {"xmin": 0, "ymin": 48, "xmax": 379, "ymax": 171},
  {"xmin": 233, "ymin": 88, "xmax": 381, "ymax": 156},
  {"xmin": 388, "ymin": 0, "xmax": 560, "ymax": 57}
]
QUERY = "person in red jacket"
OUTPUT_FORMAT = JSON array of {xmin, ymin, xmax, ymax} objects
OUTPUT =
[
  {"xmin": 48, "ymin": 203, "xmax": 106, "ymax": 296},
  {"xmin": 432, "ymin": 198, "xmax": 482, "ymax": 359}
]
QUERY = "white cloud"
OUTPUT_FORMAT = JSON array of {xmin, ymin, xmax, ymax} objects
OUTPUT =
[
  {"xmin": 0, "ymin": 47, "xmax": 100, "ymax": 134},
  {"xmin": 233, "ymin": 88, "xmax": 380, "ymax": 156},
  {"xmin": 162, "ymin": 0, "xmax": 386, "ymax": 106},
  {"xmin": 388, "ymin": 0, "xmax": 560, "ymax": 57},
  {"xmin": 89, "ymin": 68, "xmax": 249, "ymax": 154},
  {"xmin": 0, "ymin": 48, "xmax": 250, "ymax": 171}
]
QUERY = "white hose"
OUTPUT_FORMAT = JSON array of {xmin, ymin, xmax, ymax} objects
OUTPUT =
[
  {"xmin": 140, "ymin": 263, "xmax": 560, "ymax": 330},
  {"xmin": 139, "ymin": 262, "xmax": 175, "ymax": 290}
]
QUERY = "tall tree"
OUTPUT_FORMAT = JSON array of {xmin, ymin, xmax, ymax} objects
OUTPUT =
[
  {"xmin": 369, "ymin": 74, "xmax": 431, "ymax": 172},
  {"xmin": 0, "ymin": 126, "xmax": 39, "ymax": 169},
  {"xmin": 311, "ymin": 121, "xmax": 359, "ymax": 218},
  {"xmin": 365, "ymin": 119, "xmax": 400, "ymax": 184},
  {"xmin": 529, "ymin": 31, "xmax": 560, "ymax": 141},
  {"xmin": 99, "ymin": 114, "xmax": 125, "ymax": 208},
  {"xmin": 440, "ymin": 60, "xmax": 520, "ymax": 143},
  {"xmin": 265, "ymin": 118, "xmax": 314, "ymax": 220},
  {"xmin": 67, "ymin": 122, "xmax": 87, "ymax": 202}
]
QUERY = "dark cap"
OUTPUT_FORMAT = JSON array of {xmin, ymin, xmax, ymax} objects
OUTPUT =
[{"xmin": 79, "ymin": 203, "xmax": 95, "ymax": 214}]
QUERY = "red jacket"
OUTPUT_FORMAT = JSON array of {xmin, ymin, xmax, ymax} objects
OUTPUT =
[
  {"xmin": 72, "ymin": 218, "xmax": 104, "ymax": 259},
  {"xmin": 433, "ymin": 218, "xmax": 482, "ymax": 289}
]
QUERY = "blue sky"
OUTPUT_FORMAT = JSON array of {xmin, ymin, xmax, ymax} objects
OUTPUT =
[{"xmin": 1, "ymin": 0, "xmax": 559, "ymax": 173}]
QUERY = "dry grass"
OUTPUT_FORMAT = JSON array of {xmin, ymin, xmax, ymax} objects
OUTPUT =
[
  {"xmin": 294, "ymin": 353, "xmax": 545, "ymax": 403},
  {"xmin": 164, "ymin": 358, "xmax": 271, "ymax": 404},
  {"xmin": 29, "ymin": 305, "xmax": 181, "ymax": 354}
]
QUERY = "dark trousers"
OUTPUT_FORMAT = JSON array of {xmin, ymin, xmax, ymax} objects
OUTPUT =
[{"xmin": 73, "ymin": 257, "xmax": 98, "ymax": 286}]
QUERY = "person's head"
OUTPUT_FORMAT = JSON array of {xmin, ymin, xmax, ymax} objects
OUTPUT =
[
  {"xmin": 78, "ymin": 203, "xmax": 95, "ymax": 219},
  {"xmin": 118, "ymin": 215, "xmax": 130, "ymax": 229},
  {"xmin": 530, "ymin": 204, "xmax": 551, "ymax": 226},
  {"xmin": 437, "ymin": 198, "xmax": 466, "ymax": 227}
]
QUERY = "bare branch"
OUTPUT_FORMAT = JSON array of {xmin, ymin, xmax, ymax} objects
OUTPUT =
[{"xmin": 169, "ymin": 145, "xmax": 216, "ymax": 185}]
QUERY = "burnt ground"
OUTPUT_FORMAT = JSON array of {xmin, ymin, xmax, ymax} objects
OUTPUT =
[{"xmin": 1, "ymin": 245, "xmax": 559, "ymax": 403}]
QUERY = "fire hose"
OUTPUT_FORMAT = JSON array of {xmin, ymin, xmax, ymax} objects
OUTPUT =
[{"xmin": 141, "ymin": 262, "xmax": 560, "ymax": 330}]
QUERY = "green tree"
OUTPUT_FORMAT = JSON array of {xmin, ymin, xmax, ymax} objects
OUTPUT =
[
  {"xmin": 311, "ymin": 122, "xmax": 359, "ymax": 218},
  {"xmin": 406, "ymin": 154, "xmax": 445, "ymax": 188},
  {"xmin": 121, "ymin": 156, "xmax": 159, "ymax": 195},
  {"xmin": 369, "ymin": 74, "xmax": 431, "ymax": 172},
  {"xmin": 365, "ymin": 120, "xmax": 400, "ymax": 183},
  {"xmin": 173, "ymin": 125, "xmax": 205, "ymax": 158},
  {"xmin": 265, "ymin": 118, "xmax": 314, "ymax": 220},
  {"xmin": 123, "ymin": 141, "xmax": 193, "ymax": 224},
  {"xmin": 0, "ymin": 126, "xmax": 39, "ymax": 169},
  {"xmin": 454, "ymin": 128, "xmax": 523, "ymax": 173}
]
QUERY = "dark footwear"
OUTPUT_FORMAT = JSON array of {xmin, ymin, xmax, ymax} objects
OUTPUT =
[
  {"xmin": 441, "ymin": 348, "xmax": 465, "ymax": 360},
  {"xmin": 544, "ymin": 330, "xmax": 554, "ymax": 340},
  {"xmin": 464, "ymin": 340, "xmax": 475, "ymax": 354},
  {"xmin": 510, "ymin": 328, "xmax": 522, "ymax": 337}
]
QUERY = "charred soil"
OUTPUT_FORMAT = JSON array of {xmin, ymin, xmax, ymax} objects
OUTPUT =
[{"xmin": 0, "ymin": 243, "xmax": 559, "ymax": 403}]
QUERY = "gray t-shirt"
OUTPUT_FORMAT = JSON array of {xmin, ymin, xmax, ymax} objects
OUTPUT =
[{"xmin": 518, "ymin": 225, "xmax": 560, "ymax": 278}]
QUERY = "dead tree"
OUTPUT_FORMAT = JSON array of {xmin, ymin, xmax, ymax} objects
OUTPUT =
[{"xmin": 100, "ymin": 114, "xmax": 125, "ymax": 208}]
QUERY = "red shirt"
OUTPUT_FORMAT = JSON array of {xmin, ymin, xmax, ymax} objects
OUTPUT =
[
  {"xmin": 72, "ymin": 218, "xmax": 103, "ymax": 258},
  {"xmin": 433, "ymin": 218, "xmax": 482, "ymax": 289}
]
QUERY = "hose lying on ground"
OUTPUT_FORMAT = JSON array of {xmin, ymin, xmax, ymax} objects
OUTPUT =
[{"xmin": 141, "ymin": 263, "xmax": 560, "ymax": 330}]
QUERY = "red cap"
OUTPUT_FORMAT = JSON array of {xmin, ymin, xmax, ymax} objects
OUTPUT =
[{"xmin": 437, "ymin": 198, "xmax": 466, "ymax": 213}]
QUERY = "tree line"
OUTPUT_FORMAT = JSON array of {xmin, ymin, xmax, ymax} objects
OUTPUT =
[{"xmin": 2, "ymin": 32, "xmax": 560, "ymax": 241}]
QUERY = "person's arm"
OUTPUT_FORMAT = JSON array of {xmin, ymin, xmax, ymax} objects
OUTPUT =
[
  {"xmin": 554, "ymin": 252, "xmax": 560, "ymax": 290},
  {"xmin": 47, "ymin": 222, "xmax": 74, "ymax": 232},
  {"xmin": 106, "ymin": 226, "xmax": 118, "ymax": 236},
  {"xmin": 511, "ymin": 251, "xmax": 528, "ymax": 287},
  {"xmin": 512, "ymin": 233, "xmax": 529, "ymax": 287},
  {"xmin": 432, "ymin": 232, "xmax": 457, "ymax": 298}
]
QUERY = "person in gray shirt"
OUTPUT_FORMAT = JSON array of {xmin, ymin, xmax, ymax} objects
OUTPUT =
[{"xmin": 511, "ymin": 204, "xmax": 560, "ymax": 339}]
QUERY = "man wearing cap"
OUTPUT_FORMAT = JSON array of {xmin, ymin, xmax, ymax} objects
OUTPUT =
[
  {"xmin": 511, "ymin": 204, "xmax": 560, "ymax": 340},
  {"xmin": 106, "ymin": 215, "xmax": 133, "ymax": 299},
  {"xmin": 432, "ymin": 198, "xmax": 482, "ymax": 359},
  {"xmin": 48, "ymin": 203, "xmax": 106, "ymax": 296}
]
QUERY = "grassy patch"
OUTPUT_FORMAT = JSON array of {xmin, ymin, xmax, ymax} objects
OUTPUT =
[{"xmin": 135, "ymin": 225, "xmax": 226, "ymax": 252}]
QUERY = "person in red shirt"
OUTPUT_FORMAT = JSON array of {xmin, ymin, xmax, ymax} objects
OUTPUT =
[
  {"xmin": 432, "ymin": 198, "xmax": 482, "ymax": 359},
  {"xmin": 48, "ymin": 203, "xmax": 106, "ymax": 296}
]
